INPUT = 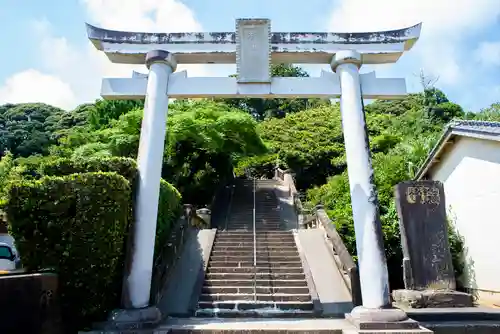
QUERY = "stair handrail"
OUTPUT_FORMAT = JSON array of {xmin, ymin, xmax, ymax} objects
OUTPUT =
[
  {"xmin": 224, "ymin": 179, "xmax": 235, "ymax": 230},
  {"xmin": 273, "ymin": 167, "xmax": 304, "ymax": 229},
  {"xmin": 244, "ymin": 168, "xmax": 258, "ymax": 304},
  {"xmin": 252, "ymin": 175, "xmax": 257, "ymax": 303}
]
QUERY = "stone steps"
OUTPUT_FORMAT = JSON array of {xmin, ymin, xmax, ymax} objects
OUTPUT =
[
  {"xmin": 227, "ymin": 219, "xmax": 281, "ymax": 222},
  {"xmin": 224, "ymin": 226, "xmax": 283, "ymax": 231},
  {"xmin": 211, "ymin": 243, "xmax": 296, "ymax": 249},
  {"xmin": 207, "ymin": 261, "xmax": 302, "ymax": 267},
  {"xmin": 222, "ymin": 224, "xmax": 281, "ymax": 226},
  {"xmin": 197, "ymin": 230, "xmax": 312, "ymax": 317},
  {"xmin": 213, "ymin": 238, "xmax": 294, "ymax": 243},
  {"xmin": 197, "ymin": 300, "xmax": 314, "ymax": 311},
  {"xmin": 209, "ymin": 255, "xmax": 300, "ymax": 262},
  {"xmin": 229, "ymin": 214, "xmax": 280, "ymax": 217},
  {"xmin": 194, "ymin": 308, "xmax": 315, "ymax": 318},
  {"xmin": 211, "ymin": 240, "xmax": 295, "ymax": 247},
  {"xmin": 199, "ymin": 293, "xmax": 311, "ymax": 302},
  {"xmin": 194, "ymin": 180, "xmax": 314, "ymax": 318},
  {"xmin": 215, "ymin": 234, "xmax": 294, "ymax": 240},
  {"xmin": 207, "ymin": 267, "xmax": 304, "ymax": 274},
  {"xmin": 210, "ymin": 250, "xmax": 299, "ymax": 256},
  {"xmin": 229, "ymin": 218, "xmax": 281, "ymax": 220},
  {"xmin": 210, "ymin": 249, "xmax": 297, "ymax": 254},
  {"xmin": 203, "ymin": 279, "xmax": 309, "ymax": 287},
  {"xmin": 205, "ymin": 272, "xmax": 305, "ymax": 280},
  {"xmin": 227, "ymin": 221, "xmax": 281, "ymax": 224},
  {"xmin": 216, "ymin": 231, "xmax": 290, "ymax": 235},
  {"xmin": 201, "ymin": 286, "xmax": 310, "ymax": 294}
]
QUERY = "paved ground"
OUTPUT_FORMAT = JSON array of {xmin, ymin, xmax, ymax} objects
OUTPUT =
[{"xmin": 159, "ymin": 317, "xmax": 350, "ymax": 332}]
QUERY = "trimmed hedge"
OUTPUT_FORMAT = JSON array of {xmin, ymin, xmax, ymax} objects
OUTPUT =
[
  {"xmin": 3, "ymin": 156, "xmax": 182, "ymax": 331},
  {"xmin": 6, "ymin": 172, "xmax": 131, "ymax": 331},
  {"xmin": 155, "ymin": 179, "xmax": 182, "ymax": 256},
  {"xmin": 17, "ymin": 156, "xmax": 182, "ymax": 254},
  {"xmin": 26, "ymin": 156, "xmax": 138, "ymax": 184}
]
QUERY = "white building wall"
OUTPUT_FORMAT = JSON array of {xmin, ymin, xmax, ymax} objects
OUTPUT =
[{"xmin": 430, "ymin": 136, "xmax": 500, "ymax": 297}]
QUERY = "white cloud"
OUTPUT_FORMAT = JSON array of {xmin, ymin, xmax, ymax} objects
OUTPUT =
[
  {"xmin": 0, "ymin": 0, "xmax": 212, "ymax": 110},
  {"xmin": 0, "ymin": 69, "xmax": 76, "ymax": 109},
  {"xmin": 328, "ymin": 0, "xmax": 500, "ymax": 87},
  {"xmin": 474, "ymin": 41, "xmax": 500, "ymax": 67},
  {"xmin": 82, "ymin": 0, "xmax": 203, "ymax": 32}
]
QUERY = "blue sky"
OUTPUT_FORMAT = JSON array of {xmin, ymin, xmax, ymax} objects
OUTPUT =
[{"xmin": 0, "ymin": 0, "xmax": 499, "ymax": 112}]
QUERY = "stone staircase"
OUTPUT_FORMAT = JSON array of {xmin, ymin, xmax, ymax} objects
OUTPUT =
[
  {"xmin": 195, "ymin": 179, "xmax": 315, "ymax": 317},
  {"xmin": 223, "ymin": 179, "xmax": 282, "ymax": 231}
]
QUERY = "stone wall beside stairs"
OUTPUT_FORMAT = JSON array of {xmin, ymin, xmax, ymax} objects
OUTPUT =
[
  {"xmin": 150, "ymin": 204, "xmax": 197, "ymax": 305},
  {"xmin": 209, "ymin": 172, "xmax": 235, "ymax": 230}
]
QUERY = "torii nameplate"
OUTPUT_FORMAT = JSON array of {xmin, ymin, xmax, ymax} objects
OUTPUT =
[{"xmin": 236, "ymin": 19, "xmax": 271, "ymax": 83}]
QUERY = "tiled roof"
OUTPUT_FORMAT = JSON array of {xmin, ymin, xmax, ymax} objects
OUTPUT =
[
  {"xmin": 448, "ymin": 120, "xmax": 500, "ymax": 135},
  {"xmin": 414, "ymin": 120, "xmax": 500, "ymax": 180}
]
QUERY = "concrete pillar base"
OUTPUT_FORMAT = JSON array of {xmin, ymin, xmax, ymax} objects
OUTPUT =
[
  {"xmin": 104, "ymin": 306, "xmax": 161, "ymax": 330},
  {"xmin": 346, "ymin": 306, "xmax": 432, "ymax": 332}
]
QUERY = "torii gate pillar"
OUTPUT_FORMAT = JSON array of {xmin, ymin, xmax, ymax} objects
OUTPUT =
[
  {"xmin": 87, "ymin": 18, "xmax": 423, "ymax": 329},
  {"xmin": 128, "ymin": 50, "xmax": 176, "ymax": 309},
  {"xmin": 332, "ymin": 50, "xmax": 391, "ymax": 310},
  {"xmin": 331, "ymin": 50, "xmax": 411, "ymax": 325}
]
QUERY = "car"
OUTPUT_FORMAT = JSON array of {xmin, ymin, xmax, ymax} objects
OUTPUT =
[
  {"xmin": 0, "ymin": 234, "xmax": 20, "ymax": 267},
  {"xmin": 0, "ymin": 242, "xmax": 16, "ymax": 272}
]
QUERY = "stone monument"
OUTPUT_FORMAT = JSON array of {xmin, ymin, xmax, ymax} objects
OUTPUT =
[
  {"xmin": 392, "ymin": 180, "xmax": 473, "ymax": 308},
  {"xmin": 194, "ymin": 207, "xmax": 211, "ymax": 229},
  {"xmin": 87, "ymin": 18, "xmax": 433, "ymax": 332}
]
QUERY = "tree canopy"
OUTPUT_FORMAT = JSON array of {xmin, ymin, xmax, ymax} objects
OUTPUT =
[{"xmin": 218, "ymin": 64, "xmax": 330, "ymax": 120}]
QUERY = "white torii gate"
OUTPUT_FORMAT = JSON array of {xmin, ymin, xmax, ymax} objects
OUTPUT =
[{"xmin": 87, "ymin": 18, "xmax": 421, "ymax": 322}]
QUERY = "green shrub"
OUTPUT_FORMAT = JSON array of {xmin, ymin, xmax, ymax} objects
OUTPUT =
[
  {"xmin": 14, "ymin": 156, "xmax": 137, "ymax": 184},
  {"xmin": 235, "ymin": 153, "xmax": 279, "ymax": 178},
  {"xmin": 15, "ymin": 156, "xmax": 182, "ymax": 256},
  {"xmin": 448, "ymin": 222, "xmax": 466, "ymax": 290},
  {"xmin": 39, "ymin": 156, "xmax": 138, "ymax": 184},
  {"xmin": 5, "ymin": 172, "xmax": 131, "ymax": 332},
  {"xmin": 155, "ymin": 180, "xmax": 182, "ymax": 256}
]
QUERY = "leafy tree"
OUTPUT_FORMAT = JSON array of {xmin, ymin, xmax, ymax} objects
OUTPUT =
[
  {"xmin": 466, "ymin": 102, "xmax": 500, "ymax": 121},
  {"xmin": 87, "ymin": 99, "xmax": 144, "ymax": 130},
  {"xmin": 0, "ymin": 103, "xmax": 67, "ymax": 157},
  {"xmin": 416, "ymin": 70, "xmax": 464, "ymax": 122},
  {"xmin": 219, "ymin": 64, "xmax": 330, "ymax": 120},
  {"xmin": 53, "ymin": 100, "xmax": 266, "ymax": 204},
  {"xmin": 241, "ymin": 105, "xmax": 345, "ymax": 188}
]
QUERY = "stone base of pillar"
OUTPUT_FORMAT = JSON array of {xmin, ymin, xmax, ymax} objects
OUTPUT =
[
  {"xmin": 100, "ymin": 306, "xmax": 161, "ymax": 330},
  {"xmin": 346, "ymin": 306, "xmax": 433, "ymax": 333},
  {"xmin": 392, "ymin": 289, "xmax": 474, "ymax": 309}
]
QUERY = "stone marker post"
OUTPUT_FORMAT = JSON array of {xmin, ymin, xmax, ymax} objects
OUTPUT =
[{"xmin": 392, "ymin": 180, "xmax": 473, "ymax": 308}]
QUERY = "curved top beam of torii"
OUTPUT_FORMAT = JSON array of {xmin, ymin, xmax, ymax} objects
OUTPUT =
[{"xmin": 86, "ymin": 18, "xmax": 421, "ymax": 66}]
